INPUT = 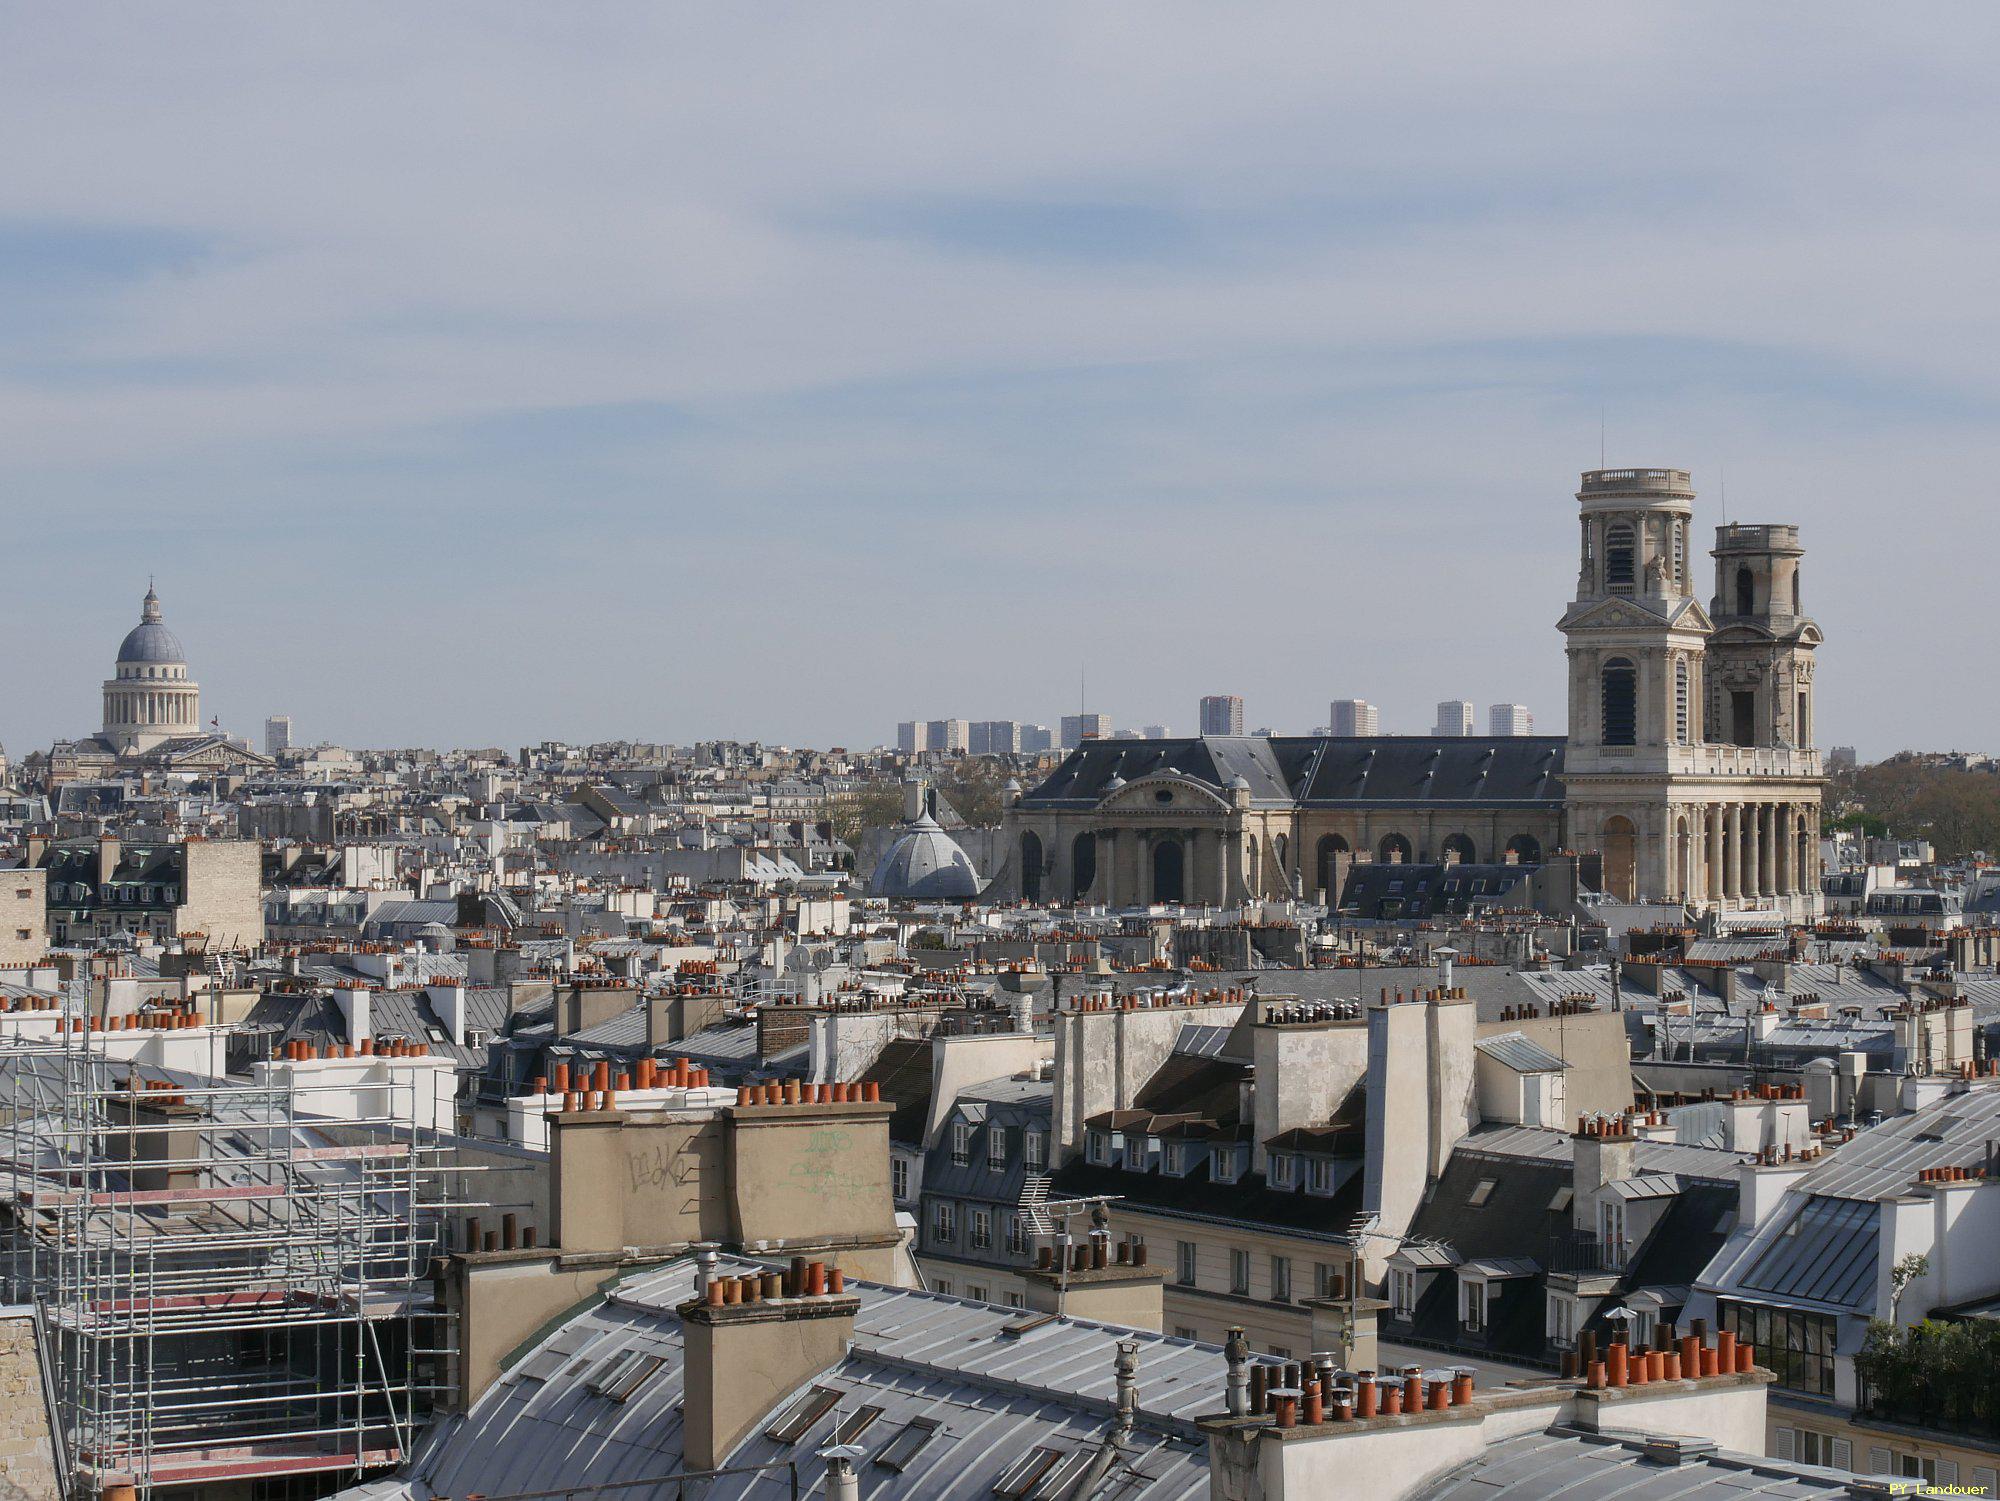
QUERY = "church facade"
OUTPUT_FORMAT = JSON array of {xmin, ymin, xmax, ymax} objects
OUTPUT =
[{"xmin": 1003, "ymin": 467, "xmax": 1823, "ymax": 920}]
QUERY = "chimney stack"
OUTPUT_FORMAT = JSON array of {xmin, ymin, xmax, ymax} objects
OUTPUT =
[{"xmin": 678, "ymin": 1262, "xmax": 859, "ymax": 1473}]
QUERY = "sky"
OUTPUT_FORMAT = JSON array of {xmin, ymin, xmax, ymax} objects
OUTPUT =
[{"xmin": 4, "ymin": 5, "xmax": 1998, "ymax": 758}]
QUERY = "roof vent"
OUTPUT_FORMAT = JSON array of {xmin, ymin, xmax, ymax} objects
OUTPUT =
[{"xmin": 1638, "ymin": 1435, "xmax": 1716, "ymax": 1467}]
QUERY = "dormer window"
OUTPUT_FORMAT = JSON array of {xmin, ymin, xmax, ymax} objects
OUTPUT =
[
  {"xmin": 951, "ymin": 1122, "xmax": 973, "ymax": 1166},
  {"xmin": 1307, "ymin": 1158, "xmax": 1338, "ymax": 1197},
  {"xmin": 1212, "ymin": 1145, "xmax": 1247, "ymax": 1184},
  {"xmin": 1086, "ymin": 1129, "xmax": 1114, "ymax": 1167},
  {"xmin": 1269, "ymin": 1154, "xmax": 1297, "ymax": 1190},
  {"xmin": 1163, "ymin": 1142, "xmax": 1190, "ymax": 1178},
  {"xmin": 1390, "ymin": 1267, "xmax": 1416, "ymax": 1318}
]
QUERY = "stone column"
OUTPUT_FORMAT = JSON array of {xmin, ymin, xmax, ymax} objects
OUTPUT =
[
  {"xmin": 1706, "ymin": 806, "xmax": 1722, "ymax": 903},
  {"xmin": 1760, "ymin": 804, "xmax": 1777, "ymax": 897},
  {"xmin": 1724, "ymin": 804, "xmax": 1741, "ymax": 901},
  {"xmin": 1775, "ymin": 806, "xmax": 1792, "ymax": 895}
]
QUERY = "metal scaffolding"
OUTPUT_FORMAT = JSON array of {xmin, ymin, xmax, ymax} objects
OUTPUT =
[{"xmin": 0, "ymin": 1020, "xmax": 465, "ymax": 1498}]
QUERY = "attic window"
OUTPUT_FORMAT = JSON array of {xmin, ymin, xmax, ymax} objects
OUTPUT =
[
  {"xmin": 1548, "ymin": 1187, "xmax": 1573, "ymax": 1213},
  {"xmin": 1468, "ymin": 1178, "xmax": 1497, "ymax": 1207},
  {"xmin": 765, "ymin": 1383, "xmax": 843, "ymax": 1443},
  {"xmin": 875, "ymin": 1416, "xmax": 941, "ymax": 1472}
]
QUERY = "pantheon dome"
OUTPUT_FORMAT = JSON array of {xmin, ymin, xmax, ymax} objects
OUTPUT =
[{"xmin": 102, "ymin": 586, "xmax": 201, "ymax": 753}]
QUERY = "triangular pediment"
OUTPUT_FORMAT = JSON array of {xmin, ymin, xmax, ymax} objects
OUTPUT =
[{"xmin": 1559, "ymin": 595, "xmax": 1708, "ymax": 633}]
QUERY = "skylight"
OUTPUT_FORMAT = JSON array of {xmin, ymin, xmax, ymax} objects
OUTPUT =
[
  {"xmin": 874, "ymin": 1416, "xmax": 941, "ymax": 1472},
  {"xmin": 764, "ymin": 1383, "xmax": 842, "ymax": 1444}
]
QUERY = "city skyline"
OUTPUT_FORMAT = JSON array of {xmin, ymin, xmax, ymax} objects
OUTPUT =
[{"xmin": 8, "ymin": 8, "xmax": 1999, "ymax": 757}]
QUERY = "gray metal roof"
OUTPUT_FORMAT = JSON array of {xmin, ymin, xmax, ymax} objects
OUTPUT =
[
  {"xmin": 1786, "ymin": 1082, "xmax": 2000, "ymax": 1201},
  {"xmin": 1406, "ymin": 1425, "xmax": 1855, "ymax": 1500},
  {"xmin": 1603, "ymin": 1175, "xmax": 1681, "ymax": 1202},
  {"xmin": 1475, "ymin": 1030, "xmax": 1567, "ymax": 1073},
  {"xmin": 383, "ymin": 1255, "xmax": 1216, "ymax": 1501},
  {"xmin": 1458, "ymin": 1125, "xmax": 1749, "ymax": 1185}
]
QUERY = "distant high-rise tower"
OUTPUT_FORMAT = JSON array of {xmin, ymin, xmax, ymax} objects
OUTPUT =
[
  {"xmin": 1488, "ymin": 703, "xmax": 1533, "ymax": 736},
  {"xmin": 1061, "ymin": 713, "xmax": 1111, "ymax": 748},
  {"xmin": 1199, "ymin": 695, "xmax": 1244, "ymax": 736},
  {"xmin": 1329, "ymin": 700, "xmax": 1379, "ymax": 737},
  {"xmin": 925, "ymin": 719, "xmax": 970, "ymax": 754},
  {"xmin": 264, "ymin": 715, "xmax": 293, "ymax": 756},
  {"xmin": 1433, "ymin": 700, "xmax": 1474, "ymax": 736},
  {"xmin": 897, "ymin": 721, "xmax": 928, "ymax": 755}
]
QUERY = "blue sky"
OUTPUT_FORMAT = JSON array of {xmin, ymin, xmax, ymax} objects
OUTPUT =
[{"xmin": 4, "ymin": 4, "xmax": 1999, "ymax": 756}]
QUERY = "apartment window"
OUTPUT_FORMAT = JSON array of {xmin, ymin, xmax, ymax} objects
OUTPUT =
[
  {"xmin": 969, "ymin": 1208, "xmax": 992, "ymax": 1251},
  {"xmin": 1599, "ymin": 1199, "xmax": 1628, "ymax": 1270},
  {"xmin": 951, "ymin": 1122, "xmax": 973, "ymax": 1166},
  {"xmin": 1269, "ymin": 1154, "xmax": 1296, "ymax": 1190},
  {"xmin": 1230, "ymin": 1249, "xmax": 1250, "ymax": 1296},
  {"xmin": 1719, "ymin": 1300, "xmax": 1838, "ymax": 1397},
  {"xmin": 13, "ymin": 888, "xmax": 28, "ymax": 899},
  {"xmin": 1004, "ymin": 1292, "xmax": 1024, "ymax": 1310},
  {"xmin": 932, "ymin": 1202, "xmax": 955, "ymax": 1243},
  {"xmin": 891, "ymin": 1156, "xmax": 909, "ymax": 1201},
  {"xmin": 1163, "ymin": 1142, "xmax": 1189, "ymax": 1178},
  {"xmin": 1213, "ymin": 1146, "xmax": 1246, "ymax": 1184},
  {"xmin": 1462, "ymin": 1280, "xmax": 1486, "ymax": 1333},
  {"xmin": 1087, "ymin": 1130, "xmax": 1113, "ymax": 1166},
  {"xmin": 1317, "ymin": 1263, "xmax": 1343, "ymax": 1299},
  {"xmin": 1467, "ymin": 1177, "xmax": 1497, "ymax": 1207},
  {"xmin": 1177, "ymin": 1241, "xmax": 1198, "ymax": 1287},
  {"xmin": 1267, "ymin": 1345, "xmax": 1291, "ymax": 1360},
  {"xmin": 1024, "ymin": 1130, "xmax": 1047, "ymax": 1171},
  {"xmin": 935, "ymin": 1279, "xmax": 952, "ymax": 1297},
  {"xmin": 1390, "ymin": 1268, "xmax": 1416, "ymax": 1318},
  {"xmin": 1270, "ymin": 1256, "xmax": 1291, "ymax": 1304},
  {"xmin": 988, "ymin": 1128, "xmax": 1008, "ymax": 1170},
  {"xmin": 13, "ymin": 930, "xmax": 26, "ymax": 942},
  {"xmin": 1307, "ymin": 1158, "xmax": 1337, "ymax": 1196},
  {"xmin": 967, "ymin": 1284, "xmax": 987, "ymax": 1303},
  {"xmin": 1174, "ymin": 1326, "xmax": 1198, "ymax": 1341},
  {"xmin": 1006, "ymin": 1214, "xmax": 1029, "ymax": 1257},
  {"xmin": 1548, "ymin": 1293, "xmax": 1575, "ymax": 1346}
]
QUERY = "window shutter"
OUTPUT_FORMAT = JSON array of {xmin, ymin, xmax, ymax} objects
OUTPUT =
[
  {"xmin": 1829, "ymin": 1440, "xmax": 1852, "ymax": 1471},
  {"xmin": 1937, "ymin": 1461, "xmax": 1957, "ymax": 1486},
  {"xmin": 1772, "ymin": 1429, "xmax": 1795, "ymax": 1462},
  {"xmin": 1969, "ymin": 1466, "xmax": 1995, "ymax": 1495},
  {"xmin": 1868, "ymin": 1448, "xmax": 1892, "ymax": 1475}
]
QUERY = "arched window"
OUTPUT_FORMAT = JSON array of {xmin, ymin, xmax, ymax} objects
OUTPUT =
[
  {"xmin": 1151, "ymin": 839, "xmax": 1184, "ymax": 904},
  {"xmin": 1378, "ymin": 833, "xmax": 1412, "ymax": 864},
  {"xmin": 1601, "ymin": 658, "xmax": 1637, "ymax": 746},
  {"xmin": 1441, "ymin": 833, "xmax": 1476, "ymax": 865},
  {"xmin": 1602, "ymin": 815, "xmax": 1637, "ymax": 902},
  {"xmin": 1674, "ymin": 659, "xmax": 1690, "ymax": 744},
  {"xmin": 1070, "ymin": 833, "xmax": 1096, "ymax": 900},
  {"xmin": 1791, "ymin": 569, "xmax": 1802, "ymax": 615},
  {"xmin": 1019, "ymin": 832, "xmax": 1044, "ymax": 903},
  {"xmin": 1316, "ymin": 834, "xmax": 1350, "ymax": 900},
  {"xmin": 1504, "ymin": 834, "xmax": 1542, "ymax": 865},
  {"xmin": 1735, "ymin": 565, "xmax": 1755, "ymax": 617},
  {"xmin": 1605, "ymin": 523, "xmax": 1636, "ymax": 592}
]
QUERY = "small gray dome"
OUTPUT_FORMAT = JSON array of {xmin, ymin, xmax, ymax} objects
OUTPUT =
[
  {"xmin": 870, "ymin": 811, "xmax": 983, "ymax": 900},
  {"xmin": 1228, "ymin": 774, "xmax": 1251, "ymax": 790},
  {"xmin": 117, "ymin": 588, "xmax": 186, "ymax": 665}
]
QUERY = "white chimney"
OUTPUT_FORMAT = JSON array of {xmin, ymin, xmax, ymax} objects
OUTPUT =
[{"xmin": 335, "ymin": 986, "xmax": 372, "ymax": 1045}]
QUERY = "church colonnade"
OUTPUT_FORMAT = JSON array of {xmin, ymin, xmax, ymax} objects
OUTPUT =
[{"xmin": 1589, "ymin": 799, "xmax": 1820, "ymax": 906}]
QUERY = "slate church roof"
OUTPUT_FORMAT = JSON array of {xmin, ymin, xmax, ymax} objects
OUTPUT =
[{"xmin": 1021, "ymin": 735, "xmax": 1566, "ymax": 811}]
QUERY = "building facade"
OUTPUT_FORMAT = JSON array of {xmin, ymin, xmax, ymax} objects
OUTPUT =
[
  {"xmin": 1489, "ymin": 703, "xmax": 1533, "ymax": 735},
  {"xmin": 1005, "ymin": 466, "xmax": 1824, "ymax": 917}
]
